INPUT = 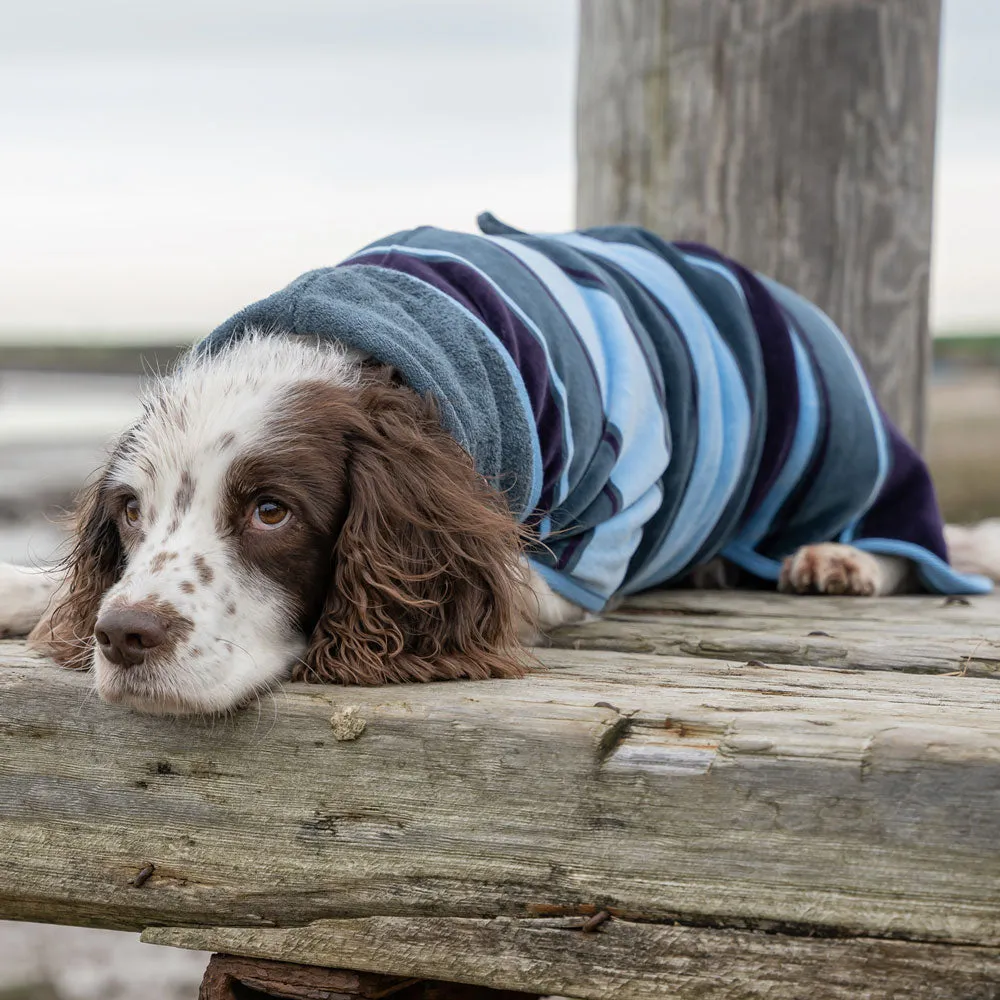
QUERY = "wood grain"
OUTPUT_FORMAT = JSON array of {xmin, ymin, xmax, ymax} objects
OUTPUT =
[
  {"xmin": 197, "ymin": 952, "xmax": 538, "ymax": 998},
  {"xmin": 149, "ymin": 916, "xmax": 1000, "ymax": 1000},
  {"xmin": 549, "ymin": 589, "xmax": 1000, "ymax": 677},
  {"xmin": 2, "ymin": 594, "xmax": 999, "ymax": 955},
  {"xmin": 197, "ymin": 953, "xmax": 421, "ymax": 999},
  {"xmin": 577, "ymin": 0, "xmax": 942, "ymax": 446}
]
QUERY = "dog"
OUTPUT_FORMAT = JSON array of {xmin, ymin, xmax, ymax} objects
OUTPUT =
[{"xmin": 1, "ymin": 215, "xmax": 997, "ymax": 716}]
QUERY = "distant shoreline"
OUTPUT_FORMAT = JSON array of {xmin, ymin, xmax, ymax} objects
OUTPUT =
[
  {"xmin": 0, "ymin": 344, "xmax": 189, "ymax": 375},
  {"xmin": 1, "ymin": 332, "xmax": 998, "ymax": 376}
]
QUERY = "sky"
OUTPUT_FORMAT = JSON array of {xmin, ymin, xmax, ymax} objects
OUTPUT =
[{"xmin": 0, "ymin": 0, "xmax": 996, "ymax": 341}]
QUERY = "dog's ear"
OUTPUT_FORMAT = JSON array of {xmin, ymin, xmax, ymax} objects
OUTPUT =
[
  {"xmin": 298, "ymin": 383, "xmax": 529, "ymax": 685},
  {"xmin": 30, "ymin": 468, "xmax": 126, "ymax": 670}
]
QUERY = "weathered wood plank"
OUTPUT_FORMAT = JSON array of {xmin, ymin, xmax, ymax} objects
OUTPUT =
[
  {"xmin": 550, "ymin": 611, "xmax": 1000, "ymax": 676},
  {"xmin": 146, "ymin": 916, "xmax": 1000, "ymax": 1000},
  {"xmin": 198, "ymin": 949, "xmax": 424, "ymax": 1000},
  {"xmin": 549, "ymin": 591, "xmax": 1000, "ymax": 675},
  {"xmin": 2, "ymin": 635, "xmax": 999, "ymax": 947},
  {"xmin": 197, "ymin": 952, "xmax": 536, "ymax": 999},
  {"xmin": 196, "ymin": 954, "xmax": 425, "ymax": 1000},
  {"xmin": 576, "ymin": 0, "xmax": 942, "ymax": 445},
  {"xmin": 619, "ymin": 590, "xmax": 1000, "ymax": 625}
]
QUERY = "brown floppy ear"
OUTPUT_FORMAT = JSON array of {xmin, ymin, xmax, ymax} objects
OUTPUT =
[
  {"xmin": 299, "ymin": 382, "xmax": 529, "ymax": 685},
  {"xmin": 30, "ymin": 471, "xmax": 126, "ymax": 670}
]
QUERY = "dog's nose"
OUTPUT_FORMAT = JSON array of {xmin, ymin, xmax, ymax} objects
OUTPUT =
[{"xmin": 94, "ymin": 607, "xmax": 169, "ymax": 667}]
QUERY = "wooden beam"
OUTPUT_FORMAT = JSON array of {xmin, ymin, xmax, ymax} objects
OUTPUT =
[
  {"xmin": 147, "ymin": 916, "xmax": 1000, "ymax": 1000},
  {"xmin": 2, "ymin": 596, "xmax": 1000, "ymax": 960},
  {"xmin": 194, "ymin": 953, "xmax": 535, "ymax": 1000},
  {"xmin": 196, "ymin": 954, "xmax": 422, "ymax": 1000},
  {"xmin": 548, "ymin": 592, "xmax": 1000, "ymax": 676},
  {"xmin": 576, "ymin": 0, "xmax": 942, "ymax": 446}
]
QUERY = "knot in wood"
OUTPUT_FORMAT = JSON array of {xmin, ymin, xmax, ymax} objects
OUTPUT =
[{"xmin": 330, "ymin": 705, "xmax": 367, "ymax": 741}]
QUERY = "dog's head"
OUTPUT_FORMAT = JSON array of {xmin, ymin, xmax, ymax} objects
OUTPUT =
[{"xmin": 34, "ymin": 334, "xmax": 527, "ymax": 715}]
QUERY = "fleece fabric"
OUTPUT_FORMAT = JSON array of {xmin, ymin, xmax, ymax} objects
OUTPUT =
[{"xmin": 203, "ymin": 214, "xmax": 991, "ymax": 609}]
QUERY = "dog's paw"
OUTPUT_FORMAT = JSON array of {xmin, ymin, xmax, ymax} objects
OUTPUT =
[{"xmin": 778, "ymin": 543, "xmax": 880, "ymax": 596}]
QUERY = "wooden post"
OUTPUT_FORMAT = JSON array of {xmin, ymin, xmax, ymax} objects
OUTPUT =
[{"xmin": 576, "ymin": 0, "xmax": 942, "ymax": 448}]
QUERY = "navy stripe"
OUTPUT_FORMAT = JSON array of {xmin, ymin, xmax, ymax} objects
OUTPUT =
[
  {"xmin": 365, "ymin": 227, "xmax": 605, "ymax": 528},
  {"xmin": 559, "ymin": 264, "xmax": 667, "ymax": 405},
  {"xmin": 601, "ymin": 424, "xmax": 622, "ymax": 459},
  {"xmin": 856, "ymin": 407, "xmax": 947, "ymax": 560},
  {"xmin": 758, "ymin": 307, "xmax": 832, "ymax": 556},
  {"xmin": 676, "ymin": 243, "xmax": 800, "ymax": 524},
  {"xmin": 343, "ymin": 250, "xmax": 565, "ymax": 515},
  {"xmin": 601, "ymin": 482, "xmax": 622, "ymax": 516},
  {"xmin": 556, "ymin": 530, "xmax": 588, "ymax": 572},
  {"xmin": 578, "ymin": 226, "xmax": 766, "ymax": 570}
]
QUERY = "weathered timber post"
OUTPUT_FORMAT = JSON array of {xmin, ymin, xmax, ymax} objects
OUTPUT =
[{"xmin": 576, "ymin": 0, "xmax": 942, "ymax": 447}]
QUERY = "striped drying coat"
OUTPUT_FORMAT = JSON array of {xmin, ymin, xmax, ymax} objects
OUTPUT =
[{"xmin": 206, "ymin": 214, "xmax": 992, "ymax": 609}]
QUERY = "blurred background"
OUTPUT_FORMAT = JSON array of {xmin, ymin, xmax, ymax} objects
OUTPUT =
[{"xmin": 0, "ymin": 1, "xmax": 997, "ymax": 997}]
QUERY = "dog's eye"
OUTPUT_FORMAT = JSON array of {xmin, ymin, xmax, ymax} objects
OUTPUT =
[
  {"xmin": 252, "ymin": 500, "xmax": 291, "ymax": 530},
  {"xmin": 123, "ymin": 498, "xmax": 141, "ymax": 525}
]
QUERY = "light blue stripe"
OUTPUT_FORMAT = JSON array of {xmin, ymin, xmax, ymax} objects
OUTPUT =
[
  {"xmin": 482, "ymin": 236, "xmax": 675, "ymax": 586},
  {"xmin": 758, "ymin": 277, "xmax": 890, "ymax": 540},
  {"xmin": 345, "ymin": 260, "xmax": 543, "ymax": 519},
  {"xmin": 851, "ymin": 538, "xmax": 993, "ymax": 595},
  {"xmin": 483, "ymin": 236, "xmax": 671, "ymax": 592},
  {"xmin": 547, "ymin": 279, "xmax": 670, "ymax": 505},
  {"xmin": 554, "ymin": 233, "xmax": 752, "ymax": 590},
  {"xmin": 480, "ymin": 235, "xmax": 610, "ymax": 404},
  {"xmin": 722, "ymin": 546, "xmax": 782, "ymax": 581},
  {"xmin": 564, "ymin": 481, "xmax": 665, "ymax": 599},
  {"xmin": 350, "ymin": 244, "xmax": 575, "ymax": 506},
  {"xmin": 670, "ymin": 311, "xmax": 753, "ymax": 575},
  {"xmin": 723, "ymin": 328, "xmax": 822, "ymax": 577},
  {"xmin": 682, "ymin": 253, "xmax": 750, "ymax": 309},
  {"xmin": 529, "ymin": 558, "xmax": 609, "ymax": 613}
]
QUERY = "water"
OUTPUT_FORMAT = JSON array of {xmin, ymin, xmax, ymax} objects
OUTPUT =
[{"xmin": 0, "ymin": 371, "xmax": 141, "ymax": 563}]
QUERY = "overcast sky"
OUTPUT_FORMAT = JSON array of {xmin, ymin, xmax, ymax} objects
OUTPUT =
[{"xmin": 0, "ymin": 0, "xmax": 996, "ymax": 340}]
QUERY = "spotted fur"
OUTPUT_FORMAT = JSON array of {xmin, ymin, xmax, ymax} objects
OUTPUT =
[{"xmin": 18, "ymin": 334, "xmax": 555, "ymax": 715}]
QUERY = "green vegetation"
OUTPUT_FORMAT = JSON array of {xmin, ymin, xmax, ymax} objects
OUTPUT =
[
  {"xmin": 0, "ymin": 343, "xmax": 189, "ymax": 375},
  {"xmin": 934, "ymin": 332, "xmax": 1000, "ymax": 367}
]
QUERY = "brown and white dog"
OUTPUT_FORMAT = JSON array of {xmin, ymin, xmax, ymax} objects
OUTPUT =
[{"xmin": 0, "ymin": 333, "xmax": 996, "ymax": 715}]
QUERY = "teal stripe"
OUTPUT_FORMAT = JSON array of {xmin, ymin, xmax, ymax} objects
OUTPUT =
[
  {"xmin": 723, "ymin": 327, "xmax": 822, "ymax": 575},
  {"xmin": 759, "ymin": 277, "xmax": 890, "ymax": 539},
  {"xmin": 554, "ymin": 232, "xmax": 752, "ymax": 590},
  {"xmin": 353, "ymin": 262, "xmax": 544, "ymax": 519},
  {"xmin": 350, "ymin": 244, "xmax": 574, "ymax": 506}
]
